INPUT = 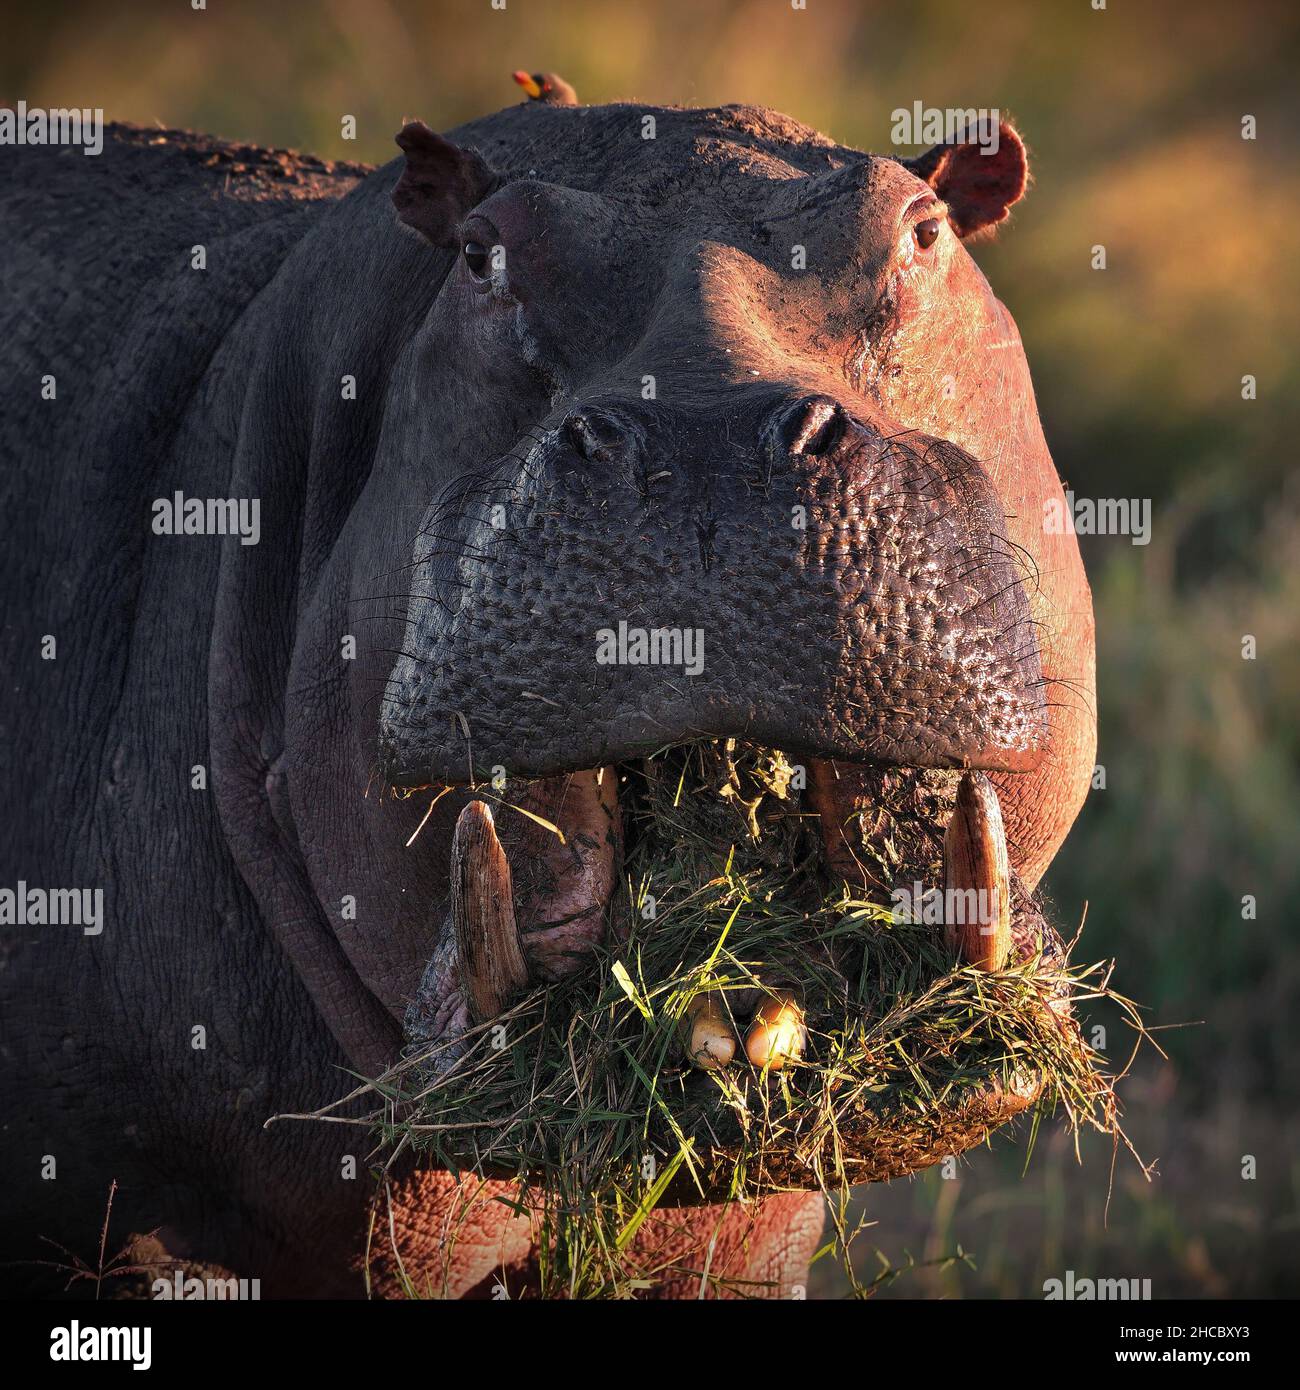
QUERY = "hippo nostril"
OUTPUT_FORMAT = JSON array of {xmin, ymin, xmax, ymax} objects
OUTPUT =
[
  {"xmin": 565, "ymin": 409, "xmax": 628, "ymax": 465},
  {"xmin": 782, "ymin": 395, "xmax": 846, "ymax": 457}
]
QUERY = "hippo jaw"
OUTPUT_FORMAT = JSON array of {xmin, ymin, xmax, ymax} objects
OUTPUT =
[{"xmin": 388, "ymin": 741, "xmax": 1066, "ymax": 1198}]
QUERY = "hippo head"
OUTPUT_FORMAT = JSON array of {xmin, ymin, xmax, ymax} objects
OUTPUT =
[{"xmin": 271, "ymin": 100, "xmax": 1095, "ymax": 1181}]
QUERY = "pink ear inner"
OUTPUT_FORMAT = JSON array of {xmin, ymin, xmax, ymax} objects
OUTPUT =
[{"xmin": 909, "ymin": 122, "xmax": 1028, "ymax": 239}]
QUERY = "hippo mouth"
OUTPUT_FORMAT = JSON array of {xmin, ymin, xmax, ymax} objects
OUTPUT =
[
  {"xmin": 395, "ymin": 737, "xmax": 1084, "ymax": 1201},
  {"xmin": 405, "ymin": 745, "xmax": 1050, "ymax": 1036}
]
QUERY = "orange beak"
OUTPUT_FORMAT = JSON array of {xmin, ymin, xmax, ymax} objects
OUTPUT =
[{"xmin": 512, "ymin": 70, "xmax": 543, "ymax": 100}]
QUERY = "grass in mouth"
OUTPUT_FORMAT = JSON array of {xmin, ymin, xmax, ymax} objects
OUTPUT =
[{"xmin": 300, "ymin": 742, "xmax": 1145, "ymax": 1298}]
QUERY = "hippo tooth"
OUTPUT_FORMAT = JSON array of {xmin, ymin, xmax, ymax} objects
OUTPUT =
[
  {"xmin": 683, "ymin": 995, "xmax": 736, "ymax": 1070},
  {"xmin": 743, "ymin": 992, "xmax": 806, "ymax": 1070},
  {"xmin": 451, "ymin": 800, "xmax": 529, "ymax": 1021},
  {"xmin": 945, "ymin": 772, "xmax": 1017, "ymax": 967},
  {"xmin": 942, "ymin": 771, "xmax": 1012, "ymax": 970}
]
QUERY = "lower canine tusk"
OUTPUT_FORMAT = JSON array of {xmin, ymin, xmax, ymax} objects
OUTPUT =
[
  {"xmin": 942, "ymin": 771, "xmax": 1012, "ymax": 970},
  {"xmin": 451, "ymin": 800, "xmax": 529, "ymax": 1020}
]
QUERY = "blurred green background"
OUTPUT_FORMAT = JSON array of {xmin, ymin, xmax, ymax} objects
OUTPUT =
[{"xmin": 7, "ymin": 0, "xmax": 1297, "ymax": 1296}]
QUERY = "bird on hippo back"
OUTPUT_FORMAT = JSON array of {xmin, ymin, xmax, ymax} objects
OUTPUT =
[
  {"xmin": 0, "ymin": 70, "xmax": 1094, "ymax": 1299},
  {"xmin": 512, "ymin": 69, "xmax": 579, "ymax": 105}
]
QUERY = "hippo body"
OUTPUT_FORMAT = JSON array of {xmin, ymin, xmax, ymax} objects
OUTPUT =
[{"xmin": 0, "ymin": 97, "xmax": 1094, "ymax": 1297}]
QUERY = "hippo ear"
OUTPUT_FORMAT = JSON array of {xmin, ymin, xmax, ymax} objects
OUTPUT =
[
  {"xmin": 392, "ymin": 120, "xmax": 500, "ymax": 249},
  {"xmin": 904, "ymin": 119, "xmax": 1027, "ymax": 239}
]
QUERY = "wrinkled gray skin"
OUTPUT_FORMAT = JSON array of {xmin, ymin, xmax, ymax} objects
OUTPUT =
[{"xmin": 0, "ymin": 97, "xmax": 1092, "ymax": 1297}]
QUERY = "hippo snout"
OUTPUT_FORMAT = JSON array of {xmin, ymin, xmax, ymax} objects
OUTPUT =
[{"xmin": 378, "ymin": 392, "xmax": 1046, "ymax": 788}]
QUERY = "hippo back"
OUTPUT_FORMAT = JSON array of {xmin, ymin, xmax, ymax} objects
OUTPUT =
[{"xmin": 0, "ymin": 126, "xmax": 370, "ymax": 1292}]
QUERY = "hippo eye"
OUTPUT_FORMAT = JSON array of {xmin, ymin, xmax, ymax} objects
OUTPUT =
[
  {"xmin": 914, "ymin": 218, "xmax": 941, "ymax": 250},
  {"xmin": 462, "ymin": 240, "xmax": 491, "ymax": 280}
]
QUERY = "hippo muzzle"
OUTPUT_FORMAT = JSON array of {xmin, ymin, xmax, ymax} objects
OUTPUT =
[{"xmin": 379, "ymin": 392, "xmax": 1046, "ymax": 785}]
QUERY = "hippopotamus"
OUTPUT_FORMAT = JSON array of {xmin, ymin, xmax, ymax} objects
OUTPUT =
[{"xmin": 0, "ymin": 79, "xmax": 1094, "ymax": 1298}]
